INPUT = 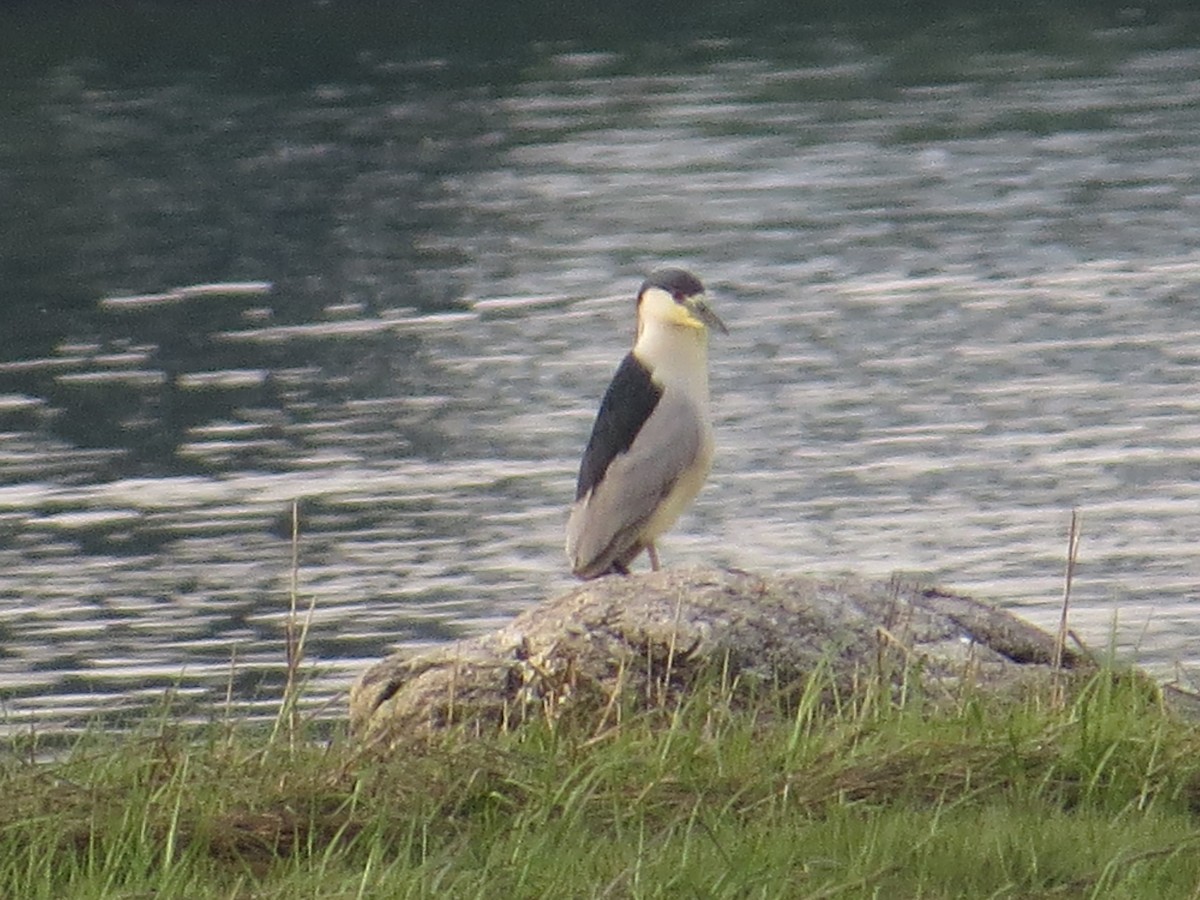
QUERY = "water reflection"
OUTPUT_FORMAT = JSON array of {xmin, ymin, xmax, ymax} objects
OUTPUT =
[{"xmin": 3, "ymin": 7, "xmax": 1200, "ymax": 734}]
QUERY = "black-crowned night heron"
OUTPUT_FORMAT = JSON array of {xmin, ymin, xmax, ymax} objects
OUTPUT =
[{"xmin": 566, "ymin": 268, "xmax": 727, "ymax": 579}]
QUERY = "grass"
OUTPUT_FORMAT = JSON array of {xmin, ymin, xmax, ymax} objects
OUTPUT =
[
  {"xmin": 4, "ymin": 509, "xmax": 1195, "ymax": 897},
  {"xmin": 2, "ymin": 663, "xmax": 1200, "ymax": 899}
]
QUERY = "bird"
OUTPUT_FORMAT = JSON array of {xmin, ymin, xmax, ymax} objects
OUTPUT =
[{"xmin": 566, "ymin": 268, "xmax": 727, "ymax": 579}]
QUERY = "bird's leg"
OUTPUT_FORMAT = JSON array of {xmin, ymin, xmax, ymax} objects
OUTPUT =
[{"xmin": 647, "ymin": 542, "xmax": 660, "ymax": 571}]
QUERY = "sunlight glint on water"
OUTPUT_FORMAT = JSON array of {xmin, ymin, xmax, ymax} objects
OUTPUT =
[{"xmin": 2, "ymin": 22, "xmax": 1200, "ymax": 733}]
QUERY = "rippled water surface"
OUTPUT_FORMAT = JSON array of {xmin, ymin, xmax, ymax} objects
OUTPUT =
[{"xmin": 3, "ymin": 6, "xmax": 1200, "ymax": 733}]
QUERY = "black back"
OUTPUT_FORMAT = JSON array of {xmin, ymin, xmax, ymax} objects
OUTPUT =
[{"xmin": 575, "ymin": 352, "xmax": 662, "ymax": 500}]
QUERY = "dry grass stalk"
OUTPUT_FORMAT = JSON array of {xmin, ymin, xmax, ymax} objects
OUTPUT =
[
  {"xmin": 1052, "ymin": 509, "xmax": 1082, "ymax": 707},
  {"xmin": 276, "ymin": 498, "xmax": 319, "ymax": 748}
]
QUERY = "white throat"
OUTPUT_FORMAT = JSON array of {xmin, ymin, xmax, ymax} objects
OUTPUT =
[{"xmin": 633, "ymin": 318, "xmax": 711, "ymax": 403}]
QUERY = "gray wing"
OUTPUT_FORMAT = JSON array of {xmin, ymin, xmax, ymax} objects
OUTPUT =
[{"xmin": 566, "ymin": 389, "xmax": 703, "ymax": 577}]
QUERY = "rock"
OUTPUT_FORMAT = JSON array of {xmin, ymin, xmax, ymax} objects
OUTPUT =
[{"xmin": 350, "ymin": 567, "xmax": 1087, "ymax": 744}]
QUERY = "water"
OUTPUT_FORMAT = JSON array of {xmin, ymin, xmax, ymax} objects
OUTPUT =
[{"xmin": 3, "ymin": 4, "xmax": 1200, "ymax": 734}]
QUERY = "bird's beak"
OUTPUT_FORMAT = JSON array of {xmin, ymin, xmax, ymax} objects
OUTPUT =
[{"xmin": 688, "ymin": 295, "xmax": 728, "ymax": 335}]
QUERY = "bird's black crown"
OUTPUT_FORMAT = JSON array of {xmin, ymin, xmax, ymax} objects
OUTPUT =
[{"xmin": 639, "ymin": 268, "xmax": 705, "ymax": 303}]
